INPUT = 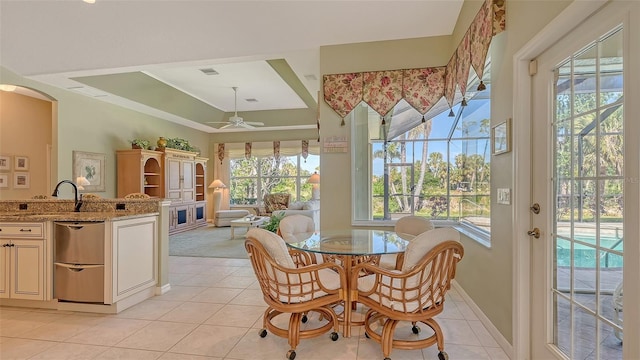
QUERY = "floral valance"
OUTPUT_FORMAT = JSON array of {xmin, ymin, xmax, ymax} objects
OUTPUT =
[{"xmin": 323, "ymin": 0, "xmax": 505, "ymax": 118}]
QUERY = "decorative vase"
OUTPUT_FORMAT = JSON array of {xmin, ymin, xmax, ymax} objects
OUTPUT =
[{"xmin": 156, "ymin": 137, "xmax": 167, "ymax": 150}]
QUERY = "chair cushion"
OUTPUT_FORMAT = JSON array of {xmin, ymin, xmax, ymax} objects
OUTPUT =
[
  {"xmin": 357, "ymin": 271, "xmax": 431, "ymax": 312},
  {"xmin": 277, "ymin": 268, "xmax": 341, "ymax": 303},
  {"xmin": 394, "ymin": 216, "xmax": 434, "ymax": 237},
  {"xmin": 247, "ymin": 228, "xmax": 295, "ymax": 268},
  {"xmin": 278, "ymin": 214, "xmax": 315, "ymax": 240},
  {"xmin": 401, "ymin": 227, "xmax": 460, "ymax": 272}
]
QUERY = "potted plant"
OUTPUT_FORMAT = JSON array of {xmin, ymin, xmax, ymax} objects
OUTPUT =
[
  {"xmin": 261, "ymin": 213, "xmax": 284, "ymax": 233},
  {"xmin": 130, "ymin": 138, "xmax": 150, "ymax": 149}
]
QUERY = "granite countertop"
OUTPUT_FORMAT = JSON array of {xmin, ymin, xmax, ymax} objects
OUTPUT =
[{"xmin": 0, "ymin": 211, "xmax": 159, "ymax": 222}]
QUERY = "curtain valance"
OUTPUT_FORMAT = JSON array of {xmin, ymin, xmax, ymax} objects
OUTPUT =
[{"xmin": 323, "ymin": 0, "xmax": 505, "ymax": 119}]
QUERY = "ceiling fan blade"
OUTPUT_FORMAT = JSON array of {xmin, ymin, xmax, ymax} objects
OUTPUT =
[
  {"xmin": 245, "ymin": 121, "xmax": 264, "ymax": 126},
  {"xmin": 238, "ymin": 122, "xmax": 255, "ymax": 129},
  {"xmin": 220, "ymin": 124, "xmax": 234, "ymax": 129},
  {"xmin": 206, "ymin": 121, "xmax": 229, "ymax": 124}
]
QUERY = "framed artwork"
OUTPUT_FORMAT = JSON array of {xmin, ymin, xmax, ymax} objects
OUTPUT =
[
  {"xmin": 13, "ymin": 172, "xmax": 30, "ymax": 189},
  {"xmin": 73, "ymin": 151, "xmax": 106, "ymax": 192},
  {"xmin": 492, "ymin": 118, "xmax": 512, "ymax": 155},
  {"xmin": 0, "ymin": 174, "xmax": 8, "ymax": 188},
  {"xmin": 0, "ymin": 155, "xmax": 10, "ymax": 171},
  {"xmin": 14, "ymin": 156, "xmax": 29, "ymax": 170}
]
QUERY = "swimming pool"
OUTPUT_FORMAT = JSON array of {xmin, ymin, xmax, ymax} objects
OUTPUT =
[{"xmin": 556, "ymin": 235, "xmax": 623, "ymax": 268}]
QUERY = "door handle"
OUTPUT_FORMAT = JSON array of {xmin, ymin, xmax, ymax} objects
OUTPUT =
[
  {"xmin": 530, "ymin": 203, "xmax": 540, "ymax": 214},
  {"xmin": 527, "ymin": 228, "xmax": 541, "ymax": 239}
]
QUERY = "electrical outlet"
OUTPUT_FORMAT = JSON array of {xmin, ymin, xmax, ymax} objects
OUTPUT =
[
  {"xmin": 19, "ymin": 203, "xmax": 28, "ymax": 210},
  {"xmin": 116, "ymin": 203, "xmax": 126, "ymax": 210},
  {"xmin": 497, "ymin": 188, "xmax": 511, "ymax": 205}
]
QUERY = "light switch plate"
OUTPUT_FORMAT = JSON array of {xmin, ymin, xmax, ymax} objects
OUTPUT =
[{"xmin": 497, "ymin": 188, "xmax": 511, "ymax": 205}]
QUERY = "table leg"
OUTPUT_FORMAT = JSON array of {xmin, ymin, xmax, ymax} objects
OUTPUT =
[{"xmin": 344, "ymin": 255, "xmax": 353, "ymax": 338}]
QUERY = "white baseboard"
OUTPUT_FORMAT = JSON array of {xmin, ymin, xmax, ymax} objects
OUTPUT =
[
  {"xmin": 452, "ymin": 280, "xmax": 513, "ymax": 359},
  {"xmin": 156, "ymin": 283, "xmax": 171, "ymax": 295}
]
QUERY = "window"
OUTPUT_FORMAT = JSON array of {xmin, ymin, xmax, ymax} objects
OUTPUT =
[
  {"xmin": 230, "ymin": 154, "xmax": 319, "ymax": 207},
  {"xmin": 352, "ymin": 63, "xmax": 491, "ymax": 238}
]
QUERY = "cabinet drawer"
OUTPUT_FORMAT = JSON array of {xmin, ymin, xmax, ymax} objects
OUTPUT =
[{"xmin": 0, "ymin": 223, "xmax": 44, "ymax": 239}]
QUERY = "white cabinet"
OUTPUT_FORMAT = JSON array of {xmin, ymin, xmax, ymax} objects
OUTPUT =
[
  {"xmin": 162, "ymin": 149, "xmax": 208, "ymax": 235},
  {"xmin": 107, "ymin": 216, "xmax": 158, "ymax": 304},
  {"xmin": 0, "ymin": 222, "xmax": 48, "ymax": 301},
  {"xmin": 164, "ymin": 149, "xmax": 196, "ymax": 203}
]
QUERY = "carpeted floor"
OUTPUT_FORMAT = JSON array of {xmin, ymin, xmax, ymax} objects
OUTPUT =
[{"xmin": 169, "ymin": 225, "xmax": 249, "ymax": 258}]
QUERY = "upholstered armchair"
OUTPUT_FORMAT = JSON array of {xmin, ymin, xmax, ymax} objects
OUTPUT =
[
  {"xmin": 261, "ymin": 193, "xmax": 291, "ymax": 216},
  {"xmin": 352, "ymin": 227, "xmax": 463, "ymax": 360},
  {"xmin": 244, "ymin": 228, "xmax": 346, "ymax": 360}
]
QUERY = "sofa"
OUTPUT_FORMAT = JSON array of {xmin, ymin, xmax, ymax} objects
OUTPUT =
[
  {"xmin": 272, "ymin": 200, "xmax": 320, "ymax": 228},
  {"xmin": 214, "ymin": 209, "xmax": 250, "ymax": 227}
]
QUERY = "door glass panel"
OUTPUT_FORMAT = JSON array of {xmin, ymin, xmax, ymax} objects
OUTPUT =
[{"xmin": 552, "ymin": 26, "xmax": 623, "ymax": 359}]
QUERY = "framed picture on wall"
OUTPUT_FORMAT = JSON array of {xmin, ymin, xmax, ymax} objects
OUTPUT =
[
  {"xmin": 0, "ymin": 174, "xmax": 9, "ymax": 188},
  {"xmin": 72, "ymin": 151, "xmax": 106, "ymax": 192},
  {"xmin": 492, "ymin": 118, "xmax": 512, "ymax": 155},
  {"xmin": 0, "ymin": 155, "xmax": 10, "ymax": 171},
  {"xmin": 14, "ymin": 172, "xmax": 30, "ymax": 189},
  {"xmin": 14, "ymin": 156, "xmax": 29, "ymax": 170}
]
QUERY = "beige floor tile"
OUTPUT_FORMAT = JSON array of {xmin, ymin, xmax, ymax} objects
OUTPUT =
[
  {"xmin": 198, "ymin": 265, "xmax": 243, "ymax": 276},
  {"xmin": 113, "ymin": 299, "xmax": 183, "ymax": 320},
  {"xmin": 66, "ymin": 318, "xmax": 151, "ymax": 346},
  {"xmin": 178, "ymin": 273, "xmax": 229, "ymax": 287},
  {"xmin": 356, "ymin": 333, "xmax": 426, "ymax": 360},
  {"xmin": 485, "ymin": 346, "xmax": 511, "ymax": 359},
  {"xmin": 454, "ymin": 300, "xmax": 480, "ymax": 321},
  {"xmin": 469, "ymin": 320, "xmax": 500, "ymax": 347},
  {"xmin": 0, "ymin": 338, "xmax": 57, "ymax": 359},
  {"xmin": 154, "ymin": 285, "xmax": 207, "ymax": 302},
  {"xmin": 0, "ymin": 307, "xmax": 32, "ymax": 320},
  {"xmin": 159, "ymin": 302, "xmax": 224, "ymax": 324},
  {"xmin": 188, "ymin": 287, "xmax": 243, "ymax": 304},
  {"xmin": 210, "ymin": 275, "xmax": 256, "ymax": 288},
  {"xmin": 158, "ymin": 353, "xmax": 221, "ymax": 360},
  {"xmin": 435, "ymin": 301, "xmax": 466, "ymax": 320},
  {"xmin": 94, "ymin": 347, "xmax": 164, "ymax": 359},
  {"xmin": 203, "ymin": 304, "xmax": 265, "ymax": 327},
  {"xmin": 423, "ymin": 344, "xmax": 491, "ymax": 359},
  {"xmin": 439, "ymin": 318, "xmax": 482, "ymax": 346},
  {"xmin": 29, "ymin": 342, "xmax": 110, "ymax": 359},
  {"xmin": 19, "ymin": 313, "xmax": 106, "ymax": 341},
  {"xmin": 115, "ymin": 321, "xmax": 198, "ymax": 351},
  {"xmin": 230, "ymin": 289, "xmax": 267, "ymax": 306},
  {"xmin": 168, "ymin": 324, "xmax": 248, "ymax": 357}
]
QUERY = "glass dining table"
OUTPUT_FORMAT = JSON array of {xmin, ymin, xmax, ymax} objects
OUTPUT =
[{"xmin": 284, "ymin": 229, "xmax": 413, "ymax": 337}]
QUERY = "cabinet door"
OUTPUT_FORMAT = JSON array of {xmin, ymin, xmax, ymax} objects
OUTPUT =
[
  {"xmin": 181, "ymin": 161, "xmax": 195, "ymax": 202},
  {"xmin": 10, "ymin": 240, "xmax": 44, "ymax": 300},
  {"xmin": 168, "ymin": 207, "xmax": 177, "ymax": 231},
  {"xmin": 195, "ymin": 201, "xmax": 206, "ymax": 225},
  {"xmin": 174, "ymin": 205, "xmax": 191, "ymax": 231},
  {"xmin": 0, "ymin": 242, "xmax": 8, "ymax": 298},
  {"xmin": 166, "ymin": 158, "xmax": 182, "ymax": 201}
]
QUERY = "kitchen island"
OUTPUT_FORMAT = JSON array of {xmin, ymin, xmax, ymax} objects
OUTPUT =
[{"xmin": 0, "ymin": 197, "xmax": 171, "ymax": 314}]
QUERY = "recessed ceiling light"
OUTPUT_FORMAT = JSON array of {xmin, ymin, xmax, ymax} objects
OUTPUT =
[
  {"xmin": 200, "ymin": 68, "xmax": 219, "ymax": 75},
  {"xmin": 245, "ymin": 98, "xmax": 258, "ymax": 102},
  {"xmin": 83, "ymin": 0, "xmax": 96, "ymax": 4}
]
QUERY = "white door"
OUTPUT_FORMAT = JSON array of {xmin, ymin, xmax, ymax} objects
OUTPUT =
[{"xmin": 530, "ymin": 2, "xmax": 639, "ymax": 359}]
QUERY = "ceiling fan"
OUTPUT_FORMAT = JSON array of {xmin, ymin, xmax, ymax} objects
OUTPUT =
[{"xmin": 207, "ymin": 87, "xmax": 265, "ymax": 129}]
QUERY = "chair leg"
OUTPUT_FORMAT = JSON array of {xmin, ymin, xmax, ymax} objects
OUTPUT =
[{"xmin": 380, "ymin": 318, "xmax": 400, "ymax": 359}]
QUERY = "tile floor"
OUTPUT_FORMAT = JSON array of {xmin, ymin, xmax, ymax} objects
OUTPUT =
[{"xmin": 0, "ymin": 256, "xmax": 509, "ymax": 360}]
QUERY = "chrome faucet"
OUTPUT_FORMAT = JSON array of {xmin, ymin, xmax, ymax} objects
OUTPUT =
[{"xmin": 52, "ymin": 180, "xmax": 83, "ymax": 212}]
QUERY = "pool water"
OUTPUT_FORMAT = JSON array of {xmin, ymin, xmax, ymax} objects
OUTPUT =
[{"xmin": 556, "ymin": 235, "xmax": 623, "ymax": 268}]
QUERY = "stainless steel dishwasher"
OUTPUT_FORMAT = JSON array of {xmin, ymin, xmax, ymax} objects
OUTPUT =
[{"xmin": 54, "ymin": 221, "xmax": 105, "ymax": 303}]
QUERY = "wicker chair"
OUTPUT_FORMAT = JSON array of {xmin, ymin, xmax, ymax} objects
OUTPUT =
[
  {"xmin": 245, "ymin": 228, "xmax": 347, "ymax": 360},
  {"xmin": 352, "ymin": 228, "xmax": 463, "ymax": 360},
  {"xmin": 261, "ymin": 193, "xmax": 290, "ymax": 216},
  {"xmin": 379, "ymin": 216, "xmax": 434, "ymax": 270}
]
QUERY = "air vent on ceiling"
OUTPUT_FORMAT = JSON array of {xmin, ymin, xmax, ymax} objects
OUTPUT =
[
  {"xmin": 199, "ymin": 68, "xmax": 219, "ymax": 75},
  {"xmin": 245, "ymin": 98, "xmax": 258, "ymax": 102}
]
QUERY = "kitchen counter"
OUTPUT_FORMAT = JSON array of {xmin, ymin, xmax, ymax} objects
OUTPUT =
[{"xmin": 0, "ymin": 211, "xmax": 159, "ymax": 222}]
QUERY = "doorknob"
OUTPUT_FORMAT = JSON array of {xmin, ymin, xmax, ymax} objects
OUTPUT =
[
  {"xmin": 527, "ymin": 228, "xmax": 541, "ymax": 239},
  {"xmin": 530, "ymin": 203, "xmax": 540, "ymax": 214}
]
